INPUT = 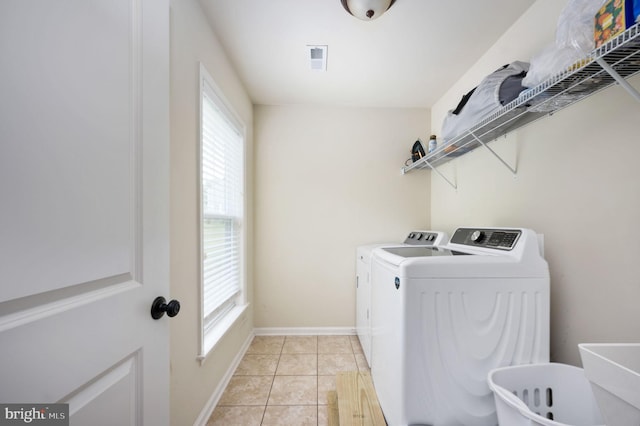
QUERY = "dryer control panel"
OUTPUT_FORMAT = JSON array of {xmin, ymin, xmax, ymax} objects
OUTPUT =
[
  {"xmin": 403, "ymin": 231, "xmax": 443, "ymax": 245},
  {"xmin": 450, "ymin": 228, "xmax": 521, "ymax": 250}
]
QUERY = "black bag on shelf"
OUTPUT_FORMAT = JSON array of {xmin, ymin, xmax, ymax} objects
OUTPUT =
[{"xmin": 442, "ymin": 61, "xmax": 529, "ymax": 143}]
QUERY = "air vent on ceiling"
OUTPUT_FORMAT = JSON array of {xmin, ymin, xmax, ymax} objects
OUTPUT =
[{"xmin": 307, "ymin": 45, "xmax": 328, "ymax": 71}]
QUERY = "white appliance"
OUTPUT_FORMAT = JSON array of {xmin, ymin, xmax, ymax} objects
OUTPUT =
[
  {"xmin": 370, "ymin": 227, "xmax": 550, "ymax": 426},
  {"xmin": 356, "ymin": 231, "xmax": 448, "ymax": 367}
]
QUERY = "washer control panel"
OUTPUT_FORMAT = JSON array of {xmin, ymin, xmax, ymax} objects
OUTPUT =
[
  {"xmin": 403, "ymin": 231, "xmax": 443, "ymax": 245},
  {"xmin": 450, "ymin": 228, "xmax": 521, "ymax": 250}
]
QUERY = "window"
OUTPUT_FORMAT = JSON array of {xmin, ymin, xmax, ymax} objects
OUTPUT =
[{"xmin": 198, "ymin": 64, "xmax": 246, "ymax": 360}]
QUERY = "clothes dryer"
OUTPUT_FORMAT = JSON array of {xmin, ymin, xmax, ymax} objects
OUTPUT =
[
  {"xmin": 370, "ymin": 227, "xmax": 549, "ymax": 426},
  {"xmin": 356, "ymin": 230, "xmax": 448, "ymax": 367}
]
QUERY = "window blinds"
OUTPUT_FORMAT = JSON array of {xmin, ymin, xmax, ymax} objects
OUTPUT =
[{"xmin": 201, "ymin": 80, "xmax": 244, "ymax": 331}]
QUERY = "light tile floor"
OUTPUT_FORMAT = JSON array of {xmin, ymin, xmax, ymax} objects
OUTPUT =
[{"xmin": 207, "ymin": 335, "xmax": 369, "ymax": 426}]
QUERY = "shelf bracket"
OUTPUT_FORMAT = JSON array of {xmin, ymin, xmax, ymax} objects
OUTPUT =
[
  {"xmin": 468, "ymin": 130, "xmax": 517, "ymax": 176},
  {"xmin": 596, "ymin": 58, "xmax": 640, "ymax": 103},
  {"xmin": 423, "ymin": 159, "xmax": 457, "ymax": 190}
]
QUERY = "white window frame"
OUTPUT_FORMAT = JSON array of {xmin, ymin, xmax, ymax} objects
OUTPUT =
[{"xmin": 197, "ymin": 63, "xmax": 248, "ymax": 362}]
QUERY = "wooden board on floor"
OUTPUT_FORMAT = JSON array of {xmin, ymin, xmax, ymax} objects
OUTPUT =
[
  {"xmin": 336, "ymin": 371, "xmax": 386, "ymax": 426},
  {"xmin": 327, "ymin": 390, "xmax": 340, "ymax": 426}
]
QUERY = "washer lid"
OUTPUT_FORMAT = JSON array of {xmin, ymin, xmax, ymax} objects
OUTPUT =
[{"xmin": 381, "ymin": 246, "xmax": 471, "ymax": 257}]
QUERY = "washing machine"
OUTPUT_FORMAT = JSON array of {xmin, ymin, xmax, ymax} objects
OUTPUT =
[
  {"xmin": 370, "ymin": 227, "xmax": 549, "ymax": 426},
  {"xmin": 356, "ymin": 230, "xmax": 448, "ymax": 367}
]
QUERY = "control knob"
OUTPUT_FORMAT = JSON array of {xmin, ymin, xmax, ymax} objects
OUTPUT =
[{"xmin": 471, "ymin": 230, "xmax": 485, "ymax": 243}]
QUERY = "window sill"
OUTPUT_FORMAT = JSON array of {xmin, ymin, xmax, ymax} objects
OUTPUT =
[{"xmin": 197, "ymin": 303, "xmax": 249, "ymax": 365}]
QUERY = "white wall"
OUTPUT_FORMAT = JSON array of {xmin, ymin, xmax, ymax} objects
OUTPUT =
[
  {"xmin": 430, "ymin": 0, "xmax": 640, "ymax": 366},
  {"xmin": 254, "ymin": 105, "xmax": 430, "ymax": 328},
  {"xmin": 169, "ymin": 0, "xmax": 254, "ymax": 424}
]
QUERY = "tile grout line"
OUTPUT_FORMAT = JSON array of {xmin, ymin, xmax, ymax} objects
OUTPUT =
[
  {"xmin": 259, "ymin": 336, "xmax": 284, "ymax": 426},
  {"xmin": 314, "ymin": 335, "xmax": 320, "ymax": 423},
  {"xmin": 316, "ymin": 335, "xmax": 319, "ymax": 424}
]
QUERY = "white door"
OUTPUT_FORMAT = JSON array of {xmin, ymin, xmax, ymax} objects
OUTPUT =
[{"xmin": 0, "ymin": 1, "xmax": 171, "ymax": 425}]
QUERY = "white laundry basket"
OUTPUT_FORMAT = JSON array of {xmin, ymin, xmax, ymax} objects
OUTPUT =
[{"xmin": 488, "ymin": 363, "xmax": 604, "ymax": 426}]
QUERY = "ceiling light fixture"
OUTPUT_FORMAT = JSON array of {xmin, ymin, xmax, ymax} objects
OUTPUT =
[{"xmin": 341, "ymin": 0, "xmax": 396, "ymax": 21}]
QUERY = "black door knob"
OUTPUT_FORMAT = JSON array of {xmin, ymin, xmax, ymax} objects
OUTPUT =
[{"xmin": 151, "ymin": 296, "xmax": 181, "ymax": 320}]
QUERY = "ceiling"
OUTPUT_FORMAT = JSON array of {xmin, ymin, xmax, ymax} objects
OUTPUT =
[{"xmin": 198, "ymin": 0, "xmax": 536, "ymax": 108}]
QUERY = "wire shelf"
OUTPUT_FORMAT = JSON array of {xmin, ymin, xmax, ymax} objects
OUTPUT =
[{"xmin": 403, "ymin": 24, "xmax": 640, "ymax": 175}]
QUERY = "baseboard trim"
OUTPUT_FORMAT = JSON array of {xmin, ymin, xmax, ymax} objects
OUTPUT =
[
  {"xmin": 192, "ymin": 330, "xmax": 255, "ymax": 426},
  {"xmin": 254, "ymin": 326, "xmax": 356, "ymax": 336}
]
